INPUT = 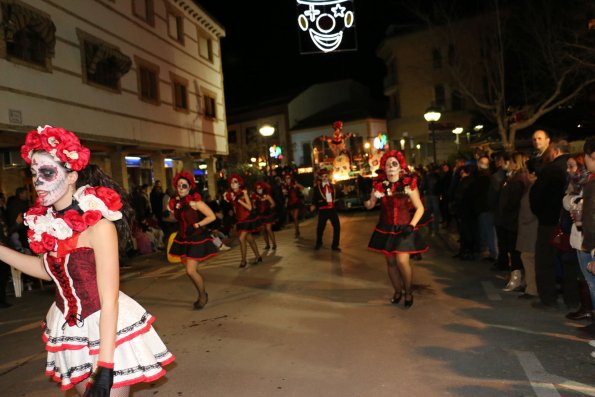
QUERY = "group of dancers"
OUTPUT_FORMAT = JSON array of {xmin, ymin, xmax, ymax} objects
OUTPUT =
[{"xmin": 0, "ymin": 126, "xmax": 429, "ymax": 396}]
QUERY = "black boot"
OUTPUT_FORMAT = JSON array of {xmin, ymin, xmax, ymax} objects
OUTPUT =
[{"xmin": 566, "ymin": 280, "xmax": 594, "ymax": 321}]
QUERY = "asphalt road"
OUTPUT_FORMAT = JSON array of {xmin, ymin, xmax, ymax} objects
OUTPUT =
[{"xmin": 0, "ymin": 210, "xmax": 594, "ymax": 397}]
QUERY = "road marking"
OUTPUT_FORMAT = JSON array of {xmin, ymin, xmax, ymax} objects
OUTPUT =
[
  {"xmin": 481, "ymin": 281, "xmax": 502, "ymax": 301},
  {"xmin": 0, "ymin": 321, "xmax": 40, "ymax": 336},
  {"xmin": 490, "ymin": 324, "xmax": 586, "ymax": 343},
  {"xmin": 0, "ymin": 351, "xmax": 45, "ymax": 376},
  {"xmin": 515, "ymin": 351, "xmax": 595, "ymax": 397}
]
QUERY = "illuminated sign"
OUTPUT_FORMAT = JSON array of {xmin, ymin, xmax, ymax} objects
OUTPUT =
[
  {"xmin": 269, "ymin": 144, "xmax": 282, "ymax": 159},
  {"xmin": 296, "ymin": 0, "xmax": 356, "ymax": 54},
  {"xmin": 373, "ymin": 133, "xmax": 387, "ymax": 150}
]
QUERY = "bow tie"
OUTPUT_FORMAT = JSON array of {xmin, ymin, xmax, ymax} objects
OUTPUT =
[{"xmin": 322, "ymin": 182, "xmax": 329, "ymax": 187}]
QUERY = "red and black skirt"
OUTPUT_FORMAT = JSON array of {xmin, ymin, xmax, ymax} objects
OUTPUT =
[
  {"xmin": 368, "ymin": 223, "xmax": 429, "ymax": 255},
  {"xmin": 236, "ymin": 216, "xmax": 261, "ymax": 232},
  {"xmin": 169, "ymin": 228, "xmax": 218, "ymax": 261},
  {"xmin": 258, "ymin": 211, "xmax": 276, "ymax": 225}
]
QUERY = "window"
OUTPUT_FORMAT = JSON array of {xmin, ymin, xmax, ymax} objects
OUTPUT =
[
  {"xmin": 203, "ymin": 94, "xmax": 216, "ymax": 118},
  {"xmin": 79, "ymin": 33, "xmax": 132, "ymax": 91},
  {"xmin": 132, "ymin": 0, "xmax": 154, "ymax": 25},
  {"xmin": 302, "ymin": 143, "xmax": 312, "ymax": 166},
  {"xmin": 432, "ymin": 48, "xmax": 442, "ymax": 69},
  {"xmin": 167, "ymin": 9, "xmax": 184, "ymax": 44},
  {"xmin": 448, "ymin": 44, "xmax": 455, "ymax": 66},
  {"xmin": 198, "ymin": 32, "xmax": 213, "ymax": 62},
  {"xmin": 451, "ymin": 90, "xmax": 463, "ymax": 111},
  {"xmin": 170, "ymin": 73, "xmax": 188, "ymax": 111},
  {"xmin": 228, "ymin": 130, "xmax": 237, "ymax": 144},
  {"xmin": 1, "ymin": 1, "xmax": 56, "ymax": 69},
  {"xmin": 245, "ymin": 127, "xmax": 257, "ymax": 144},
  {"xmin": 135, "ymin": 57, "xmax": 159, "ymax": 104},
  {"xmin": 434, "ymin": 85, "xmax": 445, "ymax": 107}
]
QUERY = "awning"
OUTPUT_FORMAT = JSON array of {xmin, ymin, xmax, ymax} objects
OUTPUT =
[
  {"xmin": 85, "ymin": 41, "xmax": 132, "ymax": 78},
  {"xmin": 1, "ymin": 0, "xmax": 56, "ymax": 56}
]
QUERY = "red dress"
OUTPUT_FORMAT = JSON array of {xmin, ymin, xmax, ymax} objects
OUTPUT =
[
  {"xmin": 252, "ymin": 192, "xmax": 275, "ymax": 225},
  {"xmin": 283, "ymin": 182, "xmax": 303, "ymax": 210},
  {"xmin": 168, "ymin": 193, "xmax": 218, "ymax": 261},
  {"xmin": 368, "ymin": 176, "xmax": 430, "ymax": 255},
  {"xmin": 227, "ymin": 189, "xmax": 260, "ymax": 232}
]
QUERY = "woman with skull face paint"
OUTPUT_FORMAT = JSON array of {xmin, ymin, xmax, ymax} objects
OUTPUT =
[
  {"xmin": 0, "ymin": 126, "xmax": 174, "ymax": 396},
  {"xmin": 224, "ymin": 174, "xmax": 262, "ymax": 267},
  {"xmin": 168, "ymin": 171, "xmax": 218, "ymax": 309},
  {"xmin": 364, "ymin": 150, "xmax": 430, "ymax": 308},
  {"xmin": 281, "ymin": 171, "xmax": 305, "ymax": 238},
  {"xmin": 252, "ymin": 181, "xmax": 277, "ymax": 250}
]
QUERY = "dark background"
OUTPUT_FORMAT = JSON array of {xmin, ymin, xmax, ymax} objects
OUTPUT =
[{"xmin": 196, "ymin": 1, "xmax": 415, "ymax": 108}]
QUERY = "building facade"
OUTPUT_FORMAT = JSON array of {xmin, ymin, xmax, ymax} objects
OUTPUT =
[
  {"xmin": 0, "ymin": 0, "xmax": 227, "ymax": 197},
  {"xmin": 377, "ymin": 18, "xmax": 487, "ymax": 164}
]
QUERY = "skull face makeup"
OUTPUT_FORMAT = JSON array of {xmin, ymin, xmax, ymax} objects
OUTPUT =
[
  {"xmin": 256, "ymin": 188, "xmax": 264, "ymax": 195},
  {"xmin": 176, "ymin": 178, "xmax": 190, "ymax": 198},
  {"xmin": 230, "ymin": 179, "xmax": 240, "ymax": 191},
  {"xmin": 31, "ymin": 152, "xmax": 70, "ymax": 207},
  {"xmin": 385, "ymin": 157, "xmax": 401, "ymax": 181}
]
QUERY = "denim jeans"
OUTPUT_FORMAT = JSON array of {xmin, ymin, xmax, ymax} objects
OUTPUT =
[
  {"xmin": 478, "ymin": 212, "xmax": 497, "ymax": 259},
  {"xmin": 577, "ymin": 250, "xmax": 595, "ymax": 305}
]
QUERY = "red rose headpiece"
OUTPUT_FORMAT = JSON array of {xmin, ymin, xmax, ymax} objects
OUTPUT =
[
  {"xmin": 228, "ymin": 174, "xmax": 244, "ymax": 186},
  {"xmin": 254, "ymin": 181, "xmax": 271, "ymax": 194},
  {"xmin": 21, "ymin": 125, "xmax": 91, "ymax": 171},
  {"xmin": 380, "ymin": 150, "xmax": 407, "ymax": 171},
  {"xmin": 173, "ymin": 171, "xmax": 196, "ymax": 191},
  {"xmin": 332, "ymin": 121, "xmax": 343, "ymax": 130}
]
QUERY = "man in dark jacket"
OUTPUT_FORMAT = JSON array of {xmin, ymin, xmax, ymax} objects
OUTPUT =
[
  {"xmin": 310, "ymin": 169, "xmax": 341, "ymax": 251},
  {"xmin": 529, "ymin": 139, "xmax": 570, "ymax": 309}
]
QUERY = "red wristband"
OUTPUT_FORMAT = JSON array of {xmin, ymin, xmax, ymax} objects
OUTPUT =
[{"xmin": 97, "ymin": 361, "xmax": 114, "ymax": 368}]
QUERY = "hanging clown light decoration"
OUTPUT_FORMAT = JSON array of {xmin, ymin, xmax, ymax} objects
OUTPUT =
[{"xmin": 296, "ymin": 0, "xmax": 356, "ymax": 54}]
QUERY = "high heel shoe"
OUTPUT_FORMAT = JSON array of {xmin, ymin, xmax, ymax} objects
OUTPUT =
[
  {"xmin": 254, "ymin": 256, "xmax": 263, "ymax": 264},
  {"xmin": 404, "ymin": 293, "xmax": 414, "ymax": 308},
  {"xmin": 239, "ymin": 260, "xmax": 247, "ymax": 268},
  {"xmin": 264, "ymin": 245, "xmax": 271, "ymax": 250},
  {"xmin": 390, "ymin": 291, "xmax": 403, "ymax": 305},
  {"xmin": 194, "ymin": 293, "xmax": 209, "ymax": 310},
  {"xmin": 272, "ymin": 245, "xmax": 277, "ymax": 250}
]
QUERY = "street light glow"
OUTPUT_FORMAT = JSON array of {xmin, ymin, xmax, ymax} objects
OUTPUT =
[
  {"xmin": 259, "ymin": 125, "xmax": 275, "ymax": 137},
  {"xmin": 250, "ymin": 157, "xmax": 257, "ymax": 162},
  {"xmin": 364, "ymin": 142, "xmax": 370, "ymax": 149},
  {"xmin": 452, "ymin": 127, "xmax": 463, "ymax": 135},
  {"xmin": 416, "ymin": 144, "xmax": 421, "ymax": 150},
  {"xmin": 423, "ymin": 108, "xmax": 441, "ymax": 122},
  {"xmin": 473, "ymin": 124, "xmax": 484, "ymax": 132}
]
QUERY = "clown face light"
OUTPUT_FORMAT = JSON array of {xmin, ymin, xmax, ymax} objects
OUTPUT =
[{"xmin": 297, "ymin": 0, "xmax": 356, "ymax": 54}]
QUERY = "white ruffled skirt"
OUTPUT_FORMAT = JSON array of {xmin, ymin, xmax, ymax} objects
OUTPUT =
[{"xmin": 42, "ymin": 291, "xmax": 175, "ymax": 390}]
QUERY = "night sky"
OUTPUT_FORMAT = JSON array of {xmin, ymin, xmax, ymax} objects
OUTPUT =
[{"xmin": 196, "ymin": 1, "xmax": 417, "ymax": 108}]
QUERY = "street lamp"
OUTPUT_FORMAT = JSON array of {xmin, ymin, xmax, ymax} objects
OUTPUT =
[
  {"xmin": 259, "ymin": 124, "xmax": 275, "ymax": 175},
  {"xmin": 423, "ymin": 106, "xmax": 441, "ymax": 164},
  {"xmin": 452, "ymin": 127, "xmax": 463, "ymax": 152}
]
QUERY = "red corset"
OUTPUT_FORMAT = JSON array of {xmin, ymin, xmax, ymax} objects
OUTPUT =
[
  {"xmin": 174, "ymin": 203, "xmax": 204, "ymax": 238},
  {"xmin": 234, "ymin": 198, "xmax": 252, "ymax": 222},
  {"xmin": 45, "ymin": 248, "xmax": 100, "ymax": 326},
  {"xmin": 255, "ymin": 196, "xmax": 271, "ymax": 215},
  {"xmin": 287, "ymin": 187, "xmax": 302, "ymax": 205},
  {"xmin": 379, "ymin": 194, "xmax": 413, "ymax": 225}
]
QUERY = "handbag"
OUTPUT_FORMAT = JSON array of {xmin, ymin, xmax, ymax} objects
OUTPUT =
[{"xmin": 548, "ymin": 224, "xmax": 572, "ymax": 252}]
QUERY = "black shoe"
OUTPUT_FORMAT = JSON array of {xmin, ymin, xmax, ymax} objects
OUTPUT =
[
  {"xmin": 264, "ymin": 245, "xmax": 271, "ymax": 250},
  {"xmin": 331, "ymin": 247, "xmax": 341, "ymax": 252},
  {"xmin": 404, "ymin": 293, "xmax": 414, "ymax": 308},
  {"xmin": 193, "ymin": 293, "xmax": 208, "ymax": 310},
  {"xmin": 254, "ymin": 256, "xmax": 263, "ymax": 264},
  {"xmin": 272, "ymin": 245, "xmax": 277, "ymax": 250},
  {"xmin": 239, "ymin": 260, "xmax": 247, "ymax": 268},
  {"xmin": 390, "ymin": 291, "xmax": 403, "ymax": 305}
]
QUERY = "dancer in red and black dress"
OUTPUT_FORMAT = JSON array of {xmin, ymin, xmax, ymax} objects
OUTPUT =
[
  {"xmin": 225, "ymin": 174, "xmax": 261, "ymax": 267},
  {"xmin": 168, "ymin": 171, "xmax": 218, "ymax": 310},
  {"xmin": 281, "ymin": 172, "xmax": 304, "ymax": 238},
  {"xmin": 364, "ymin": 150, "xmax": 429, "ymax": 308},
  {"xmin": 252, "ymin": 181, "xmax": 277, "ymax": 250}
]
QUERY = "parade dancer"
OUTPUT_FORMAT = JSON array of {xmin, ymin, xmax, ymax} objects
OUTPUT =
[
  {"xmin": 281, "ymin": 171, "xmax": 304, "ymax": 239},
  {"xmin": 0, "ymin": 126, "xmax": 174, "ymax": 396},
  {"xmin": 225, "ymin": 174, "xmax": 261, "ymax": 267},
  {"xmin": 321, "ymin": 120, "xmax": 353, "ymax": 158},
  {"xmin": 310, "ymin": 169, "xmax": 341, "ymax": 251},
  {"xmin": 168, "ymin": 171, "xmax": 218, "ymax": 310},
  {"xmin": 252, "ymin": 181, "xmax": 277, "ymax": 250},
  {"xmin": 364, "ymin": 150, "xmax": 429, "ymax": 308}
]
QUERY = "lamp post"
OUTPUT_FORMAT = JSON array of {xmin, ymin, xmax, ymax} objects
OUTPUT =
[
  {"xmin": 452, "ymin": 127, "xmax": 463, "ymax": 152},
  {"xmin": 259, "ymin": 124, "xmax": 275, "ymax": 176},
  {"xmin": 423, "ymin": 107, "xmax": 441, "ymax": 164}
]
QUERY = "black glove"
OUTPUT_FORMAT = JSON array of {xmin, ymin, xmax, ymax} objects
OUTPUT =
[
  {"xmin": 84, "ymin": 363, "xmax": 114, "ymax": 397},
  {"xmin": 401, "ymin": 224, "xmax": 414, "ymax": 236}
]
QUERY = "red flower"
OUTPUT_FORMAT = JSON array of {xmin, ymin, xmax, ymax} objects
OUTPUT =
[
  {"xmin": 26, "ymin": 203, "xmax": 47, "ymax": 216},
  {"xmin": 82, "ymin": 210, "xmax": 102, "ymax": 226},
  {"xmin": 192, "ymin": 193, "xmax": 202, "ymax": 201},
  {"xmin": 29, "ymin": 240, "xmax": 44, "ymax": 254},
  {"xmin": 59, "ymin": 140, "xmax": 90, "ymax": 171},
  {"xmin": 95, "ymin": 187, "xmax": 122, "ymax": 211},
  {"xmin": 168, "ymin": 197, "xmax": 177, "ymax": 212},
  {"xmin": 62, "ymin": 210, "xmax": 86, "ymax": 232},
  {"xmin": 40, "ymin": 127, "xmax": 71, "ymax": 153},
  {"xmin": 41, "ymin": 233, "xmax": 56, "ymax": 251}
]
